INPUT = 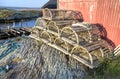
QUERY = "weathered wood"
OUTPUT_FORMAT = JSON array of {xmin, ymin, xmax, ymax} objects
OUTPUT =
[
  {"xmin": 113, "ymin": 45, "xmax": 120, "ymax": 56},
  {"xmin": 42, "ymin": 8, "xmax": 83, "ymax": 22},
  {"xmin": 86, "ymin": 41, "xmax": 103, "ymax": 52},
  {"xmin": 18, "ymin": 27, "xmax": 31, "ymax": 33},
  {"xmin": 47, "ymin": 21, "xmax": 59, "ymax": 33},
  {"xmin": 29, "ymin": 26, "xmax": 112, "ymax": 68},
  {"xmin": 40, "ymin": 31, "xmax": 52, "ymax": 43},
  {"xmin": 0, "ymin": 27, "xmax": 31, "ymax": 40},
  {"xmin": 35, "ymin": 18, "xmax": 49, "ymax": 27},
  {"xmin": 61, "ymin": 26, "xmax": 79, "ymax": 44},
  {"xmin": 10, "ymin": 29, "xmax": 21, "ymax": 34},
  {"xmin": 29, "ymin": 9, "xmax": 113, "ymax": 68},
  {"xmin": 32, "ymin": 26, "xmax": 111, "ymax": 58},
  {"xmin": 29, "ymin": 35, "xmax": 98, "ymax": 68},
  {"xmin": 54, "ymin": 38, "xmax": 69, "ymax": 51},
  {"xmin": 20, "ymin": 27, "xmax": 31, "ymax": 34}
]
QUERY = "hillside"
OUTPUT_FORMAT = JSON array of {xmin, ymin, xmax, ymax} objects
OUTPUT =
[{"xmin": 0, "ymin": 8, "xmax": 42, "ymax": 22}]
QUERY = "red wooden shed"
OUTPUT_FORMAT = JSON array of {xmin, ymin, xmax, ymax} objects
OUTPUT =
[{"xmin": 58, "ymin": 0, "xmax": 120, "ymax": 47}]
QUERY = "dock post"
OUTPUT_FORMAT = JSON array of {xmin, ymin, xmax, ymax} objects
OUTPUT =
[
  {"xmin": 12, "ymin": 21, "xmax": 15, "ymax": 28},
  {"xmin": 7, "ymin": 26, "xmax": 10, "ymax": 30}
]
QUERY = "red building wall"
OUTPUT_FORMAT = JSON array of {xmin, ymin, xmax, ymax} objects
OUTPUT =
[{"xmin": 58, "ymin": 0, "xmax": 120, "ymax": 46}]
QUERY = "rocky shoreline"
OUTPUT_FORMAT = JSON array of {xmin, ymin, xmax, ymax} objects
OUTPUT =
[
  {"xmin": 0, "ymin": 8, "xmax": 42, "ymax": 23},
  {"xmin": 0, "ymin": 37, "xmax": 86, "ymax": 79}
]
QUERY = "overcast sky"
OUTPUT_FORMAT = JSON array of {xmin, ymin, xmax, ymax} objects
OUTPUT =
[{"xmin": 0, "ymin": 0, "xmax": 49, "ymax": 8}]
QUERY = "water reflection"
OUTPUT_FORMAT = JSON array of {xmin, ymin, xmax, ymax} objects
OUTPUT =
[{"xmin": 0, "ymin": 19, "xmax": 36, "ymax": 30}]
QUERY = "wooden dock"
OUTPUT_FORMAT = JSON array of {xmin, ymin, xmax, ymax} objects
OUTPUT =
[{"xmin": 0, "ymin": 27, "xmax": 32, "ymax": 40}]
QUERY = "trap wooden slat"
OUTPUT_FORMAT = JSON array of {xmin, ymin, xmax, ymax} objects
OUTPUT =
[{"xmin": 29, "ymin": 35, "xmax": 98, "ymax": 68}]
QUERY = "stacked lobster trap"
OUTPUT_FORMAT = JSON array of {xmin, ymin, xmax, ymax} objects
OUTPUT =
[{"xmin": 29, "ymin": 8, "xmax": 113, "ymax": 68}]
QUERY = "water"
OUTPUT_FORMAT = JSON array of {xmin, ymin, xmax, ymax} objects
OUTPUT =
[
  {"xmin": 0, "ymin": 19, "xmax": 36, "ymax": 59},
  {"xmin": 0, "ymin": 19, "xmax": 36, "ymax": 30}
]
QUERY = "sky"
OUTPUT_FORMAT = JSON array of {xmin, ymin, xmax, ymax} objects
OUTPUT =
[{"xmin": 0, "ymin": 0, "xmax": 49, "ymax": 8}]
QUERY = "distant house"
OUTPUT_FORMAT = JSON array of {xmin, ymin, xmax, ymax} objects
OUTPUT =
[{"xmin": 42, "ymin": 0, "xmax": 57, "ymax": 9}]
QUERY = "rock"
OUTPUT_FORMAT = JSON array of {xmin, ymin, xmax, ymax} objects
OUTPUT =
[
  {"xmin": 0, "ymin": 38, "xmax": 86, "ymax": 79},
  {"xmin": 0, "ymin": 8, "xmax": 42, "ymax": 22}
]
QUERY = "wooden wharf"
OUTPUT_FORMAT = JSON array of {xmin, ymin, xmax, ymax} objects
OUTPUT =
[{"xmin": 0, "ymin": 27, "xmax": 32, "ymax": 40}]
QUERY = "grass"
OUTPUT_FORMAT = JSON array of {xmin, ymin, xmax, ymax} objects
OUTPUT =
[
  {"xmin": 83, "ymin": 56, "xmax": 120, "ymax": 79},
  {"xmin": 38, "ymin": 40, "xmax": 43, "ymax": 47},
  {"xmin": 0, "ymin": 9, "xmax": 14, "ymax": 18},
  {"xmin": 0, "ymin": 8, "xmax": 41, "ymax": 21}
]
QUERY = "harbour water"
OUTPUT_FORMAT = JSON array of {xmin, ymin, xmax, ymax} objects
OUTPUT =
[{"xmin": 0, "ymin": 19, "xmax": 36, "ymax": 30}]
